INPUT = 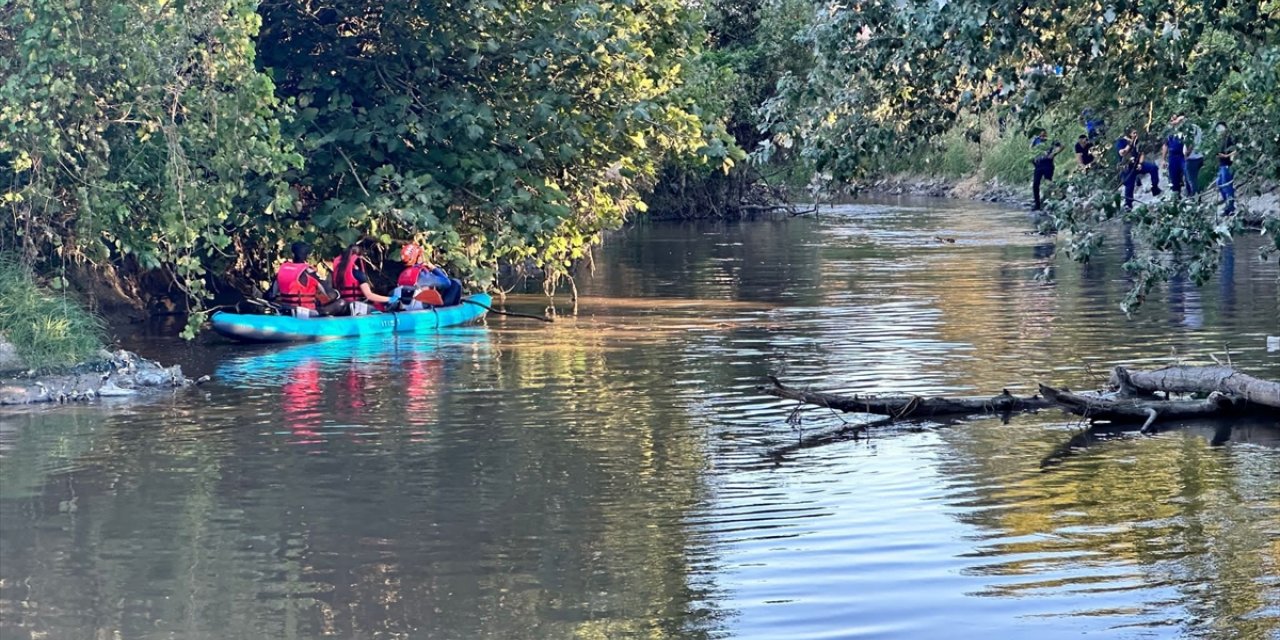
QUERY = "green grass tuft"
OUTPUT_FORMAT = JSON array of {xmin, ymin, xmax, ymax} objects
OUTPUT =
[
  {"xmin": 0, "ymin": 255, "xmax": 106, "ymax": 369},
  {"xmin": 926, "ymin": 126, "xmax": 981, "ymax": 178},
  {"xmin": 980, "ymin": 129, "xmax": 1036, "ymax": 184}
]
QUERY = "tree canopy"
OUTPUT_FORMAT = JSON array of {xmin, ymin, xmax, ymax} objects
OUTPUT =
[
  {"xmin": 2, "ymin": 0, "xmax": 727, "ymax": 331},
  {"xmin": 764, "ymin": 0, "xmax": 1280, "ymax": 182}
]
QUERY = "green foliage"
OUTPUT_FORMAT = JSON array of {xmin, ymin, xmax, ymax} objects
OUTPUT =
[
  {"xmin": 0, "ymin": 0, "xmax": 299, "ymax": 335},
  {"xmin": 767, "ymin": 0, "xmax": 1280, "ymax": 181},
  {"xmin": 763, "ymin": 0, "xmax": 1280, "ymax": 310},
  {"xmin": 1041, "ymin": 167, "xmax": 1247, "ymax": 315},
  {"xmin": 646, "ymin": 0, "xmax": 810, "ymax": 217},
  {"xmin": 925, "ymin": 125, "xmax": 979, "ymax": 179},
  {"xmin": 257, "ymin": 0, "xmax": 718, "ymax": 291},
  {"xmin": 2, "ymin": 0, "xmax": 721, "ymax": 332},
  {"xmin": 0, "ymin": 254, "xmax": 105, "ymax": 368}
]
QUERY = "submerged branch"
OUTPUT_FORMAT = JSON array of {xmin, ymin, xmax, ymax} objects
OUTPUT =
[
  {"xmin": 1037, "ymin": 384, "xmax": 1241, "ymax": 432},
  {"xmin": 759, "ymin": 376, "xmax": 1052, "ymax": 419},
  {"xmin": 761, "ymin": 364, "xmax": 1278, "ymax": 439}
]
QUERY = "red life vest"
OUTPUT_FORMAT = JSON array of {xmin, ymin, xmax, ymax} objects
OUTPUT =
[
  {"xmin": 276, "ymin": 262, "xmax": 319, "ymax": 309},
  {"xmin": 395, "ymin": 265, "xmax": 443, "ymax": 306},
  {"xmin": 331, "ymin": 255, "xmax": 364, "ymax": 301},
  {"xmin": 397, "ymin": 264, "xmax": 424, "ymax": 287}
]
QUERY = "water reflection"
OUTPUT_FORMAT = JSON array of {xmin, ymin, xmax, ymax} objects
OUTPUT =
[
  {"xmin": 2, "ymin": 198, "xmax": 1278, "ymax": 640},
  {"xmin": 937, "ymin": 420, "xmax": 1280, "ymax": 638}
]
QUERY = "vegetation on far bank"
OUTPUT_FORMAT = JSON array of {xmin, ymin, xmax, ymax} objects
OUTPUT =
[
  {"xmin": 757, "ymin": 0, "xmax": 1280, "ymax": 309},
  {"xmin": 0, "ymin": 255, "xmax": 105, "ymax": 369}
]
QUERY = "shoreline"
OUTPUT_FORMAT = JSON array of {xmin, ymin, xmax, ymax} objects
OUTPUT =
[
  {"xmin": 857, "ymin": 173, "xmax": 1278, "ymax": 226},
  {"xmin": 858, "ymin": 174, "xmax": 1032, "ymax": 208},
  {"xmin": 0, "ymin": 348, "xmax": 197, "ymax": 406}
]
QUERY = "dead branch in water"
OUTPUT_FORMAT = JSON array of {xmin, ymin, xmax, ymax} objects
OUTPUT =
[
  {"xmin": 1037, "ymin": 384, "xmax": 1244, "ymax": 433},
  {"xmin": 761, "ymin": 364, "xmax": 1278, "ymax": 435},
  {"xmin": 758, "ymin": 376, "xmax": 1051, "ymax": 419}
]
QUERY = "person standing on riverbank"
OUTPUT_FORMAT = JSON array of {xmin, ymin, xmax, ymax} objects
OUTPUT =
[
  {"xmin": 1082, "ymin": 109, "xmax": 1104, "ymax": 141},
  {"xmin": 1216, "ymin": 121, "xmax": 1237, "ymax": 215},
  {"xmin": 1031, "ymin": 137, "xmax": 1064, "ymax": 211},
  {"xmin": 1163, "ymin": 114, "xmax": 1188, "ymax": 197},
  {"xmin": 1184, "ymin": 121, "xmax": 1204, "ymax": 194},
  {"xmin": 1075, "ymin": 135, "xmax": 1095, "ymax": 167},
  {"xmin": 1116, "ymin": 128, "xmax": 1162, "ymax": 209}
]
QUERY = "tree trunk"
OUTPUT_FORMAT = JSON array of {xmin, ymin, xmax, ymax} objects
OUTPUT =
[{"xmin": 1109, "ymin": 365, "xmax": 1280, "ymax": 410}]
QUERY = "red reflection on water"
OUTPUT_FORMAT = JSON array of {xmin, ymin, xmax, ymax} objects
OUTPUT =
[
  {"xmin": 405, "ymin": 352, "xmax": 443, "ymax": 441},
  {"xmin": 281, "ymin": 360, "xmax": 325, "ymax": 445}
]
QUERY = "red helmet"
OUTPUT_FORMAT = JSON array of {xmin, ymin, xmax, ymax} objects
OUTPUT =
[{"xmin": 400, "ymin": 244, "xmax": 424, "ymax": 265}]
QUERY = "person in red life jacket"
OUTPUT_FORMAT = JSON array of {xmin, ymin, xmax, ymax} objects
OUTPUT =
[
  {"xmin": 330, "ymin": 244, "xmax": 392, "ymax": 312},
  {"xmin": 395, "ymin": 243, "xmax": 463, "ymax": 308},
  {"xmin": 267, "ymin": 242, "xmax": 341, "ymax": 315}
]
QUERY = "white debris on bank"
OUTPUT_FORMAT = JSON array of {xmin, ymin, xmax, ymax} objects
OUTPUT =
[{"xmin": 0, "ymin": 349, "xmax": 194, "ymax": 405}]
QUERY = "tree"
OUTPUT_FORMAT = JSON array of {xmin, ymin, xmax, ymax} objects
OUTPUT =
[
  {"xmin": 255, "ymin": 0, "xmax": 720, "ymax": 291},
  {"xmin": 761, "ymin": 0, "xmax": 1280, "ymax": 309},
  {"xmin": 1, "ymin": 0, "xmax": 299, "ymax": 334}
]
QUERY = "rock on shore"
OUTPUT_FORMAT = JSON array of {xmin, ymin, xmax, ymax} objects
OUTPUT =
[{"xmin": 0, "ymin": 349, "xmax": 193, "ymax": 405}]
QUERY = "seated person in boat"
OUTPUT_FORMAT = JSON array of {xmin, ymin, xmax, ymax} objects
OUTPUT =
[
  {"xmin": 267, "ymin": 242, "xmax": 343, "ymax": 316},
  {"xmin": 393, "ymin": 243, "xmax": 463, "ymax": 309},
  {"xmin": 331, "ymin": 244, "xmax": 393, "ymax": 313}
]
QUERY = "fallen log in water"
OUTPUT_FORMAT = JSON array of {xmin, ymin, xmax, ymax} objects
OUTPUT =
[
  {"xmin": 759, "ymin": 377, "xmax": 1053, "ymax": 419},
  {"xmin": 1037, "ymin": 384, "xmax": 1243, "ymax": 431},
  {"xmin": 761, "ymin": 366, "xmax": 1277, "ymax": 432},
  {"xmin": 1109, "ymin": 365, "xmax": 1280, "ymax": 410}
]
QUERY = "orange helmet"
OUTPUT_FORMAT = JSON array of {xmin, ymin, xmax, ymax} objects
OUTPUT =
[{"xmin": 400, "ymin": 243, "xmax": 424, "ymax": 265}]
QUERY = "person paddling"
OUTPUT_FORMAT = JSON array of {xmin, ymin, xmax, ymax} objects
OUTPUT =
[
  {"xmin": 396, "ymin": 244, "xmax": 464, "ymax": 308},
  {"xmin": 268, "ymin": 241, "xmax": 341, "ymax": 316},
  {"xmin": 331, "ymin": 244, "xmax": 392, "ymax": 312}
]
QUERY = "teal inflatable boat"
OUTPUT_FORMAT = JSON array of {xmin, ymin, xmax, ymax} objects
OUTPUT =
[{"xmin": 211, "ymin": 293, "xmax": 491, "ymax": 343}]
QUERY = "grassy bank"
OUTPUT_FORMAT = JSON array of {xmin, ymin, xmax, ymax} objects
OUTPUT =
[{"xmin": 0, "ymin": 256, "xmax": 106, "ymax": 370}]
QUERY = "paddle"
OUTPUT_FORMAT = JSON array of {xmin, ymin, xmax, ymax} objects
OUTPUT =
[{"xmin": 461, "ymin": 298, "xmax": 554, "ymax": 323}]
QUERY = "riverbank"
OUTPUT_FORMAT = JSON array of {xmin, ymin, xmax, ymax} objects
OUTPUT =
[
  {"xmin": 0, "ymin": 258, "xmax": 106, "ymax": 369},
  {"xmin": 859, "ymin": 174, "xmax": 1031, "ymax": 208},
  {"xmin": 0, "ymin": 347, "xmax": 196, "ymax": 405},
  {"xmin": 0, "ymin": 258, "xmax": 196, "ymax": 405},
  {"xmin": 860, "ymin": 173, "xmax": 1280, "ymax": 227}
]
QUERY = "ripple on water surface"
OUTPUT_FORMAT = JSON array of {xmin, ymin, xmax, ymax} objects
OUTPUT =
[{"xmin": 1, "ymin": 198, "xmax": 1278, "ymax": 640}]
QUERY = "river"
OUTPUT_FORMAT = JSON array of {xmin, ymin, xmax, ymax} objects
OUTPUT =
[{"xmin": 2, "ymin": 199, "xmax": 1278, "ymax": 639}]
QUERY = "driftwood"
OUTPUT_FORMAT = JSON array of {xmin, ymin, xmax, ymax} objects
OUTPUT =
[
  {"xmin": 759, "ymin": 376, "xmax": 1052, "ymax": 419},
  {"xmin": 1037, "ymin": 384, "xmax": 1242, "ymax": 431},
  {"xmin": 762, "ymin": 364, "xmax": 1277, "ymax": 434},
  {"xmin": 1110, "ymin": 365, "xmax": 1280, "ymax": 410}
]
